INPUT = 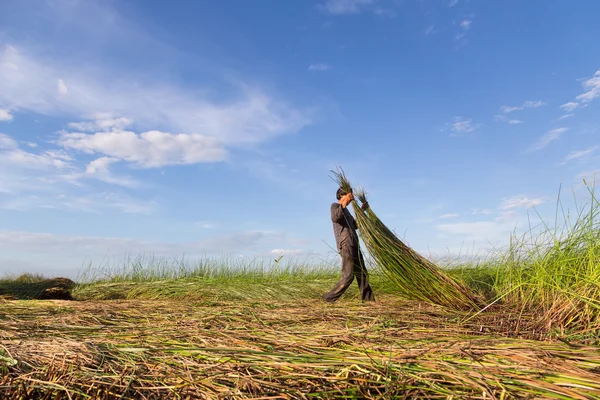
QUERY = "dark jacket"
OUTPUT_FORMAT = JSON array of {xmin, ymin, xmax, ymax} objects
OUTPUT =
[{"xmin": 331, "ymin": 203, "xmax": 359, "ymax": 251}]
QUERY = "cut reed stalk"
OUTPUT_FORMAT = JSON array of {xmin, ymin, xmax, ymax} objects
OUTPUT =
[{"xmin": 1, "ymin": 297, "xmax": 599, "ymax": 399}]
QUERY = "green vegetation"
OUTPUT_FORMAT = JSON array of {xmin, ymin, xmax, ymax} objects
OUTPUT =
[
  {"xmin": 492, "ymin": 183, "xmax": 600, "ymax": 335},
  {"xmin": 71, "ymin": 255, "xmax": 400, "ymax": 301}
]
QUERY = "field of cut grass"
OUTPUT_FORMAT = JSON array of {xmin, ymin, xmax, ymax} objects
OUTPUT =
[
  {"xmin": 2, "ymin": 295, "xmax": 600, "ymax": 399},
  {"xmin": 1, "ymin": 185, "xmax": 599, "ymax": 398},
  {"xmin": 2, "ymin": 258, "xmax": 599, "ymax": 399}
]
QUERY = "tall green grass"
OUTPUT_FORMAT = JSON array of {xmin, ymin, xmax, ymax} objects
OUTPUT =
[
  {"xmin": 77, "ymin": 254, "xmax": 341, "ymax": 283},
  {"xmin": 72, "ymin": 254, "xmax": 401, "ymax": 301},
  {"xmin": 492, "ymin": 183, "xmax": 600, "ymax": 334}
]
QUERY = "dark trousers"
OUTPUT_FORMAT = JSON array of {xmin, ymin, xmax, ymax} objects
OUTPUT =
[{"xmin": 323, "ymin": 245, "xmax": 375, "ymax": 302}]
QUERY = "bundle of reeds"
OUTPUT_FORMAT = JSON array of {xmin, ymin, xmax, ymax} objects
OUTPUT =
[{"xmin": 332, "ymin": 168, "xmax": 481, "ymax": 310}]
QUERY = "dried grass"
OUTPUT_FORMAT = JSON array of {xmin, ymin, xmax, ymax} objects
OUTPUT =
[{"xmin": 1, "ymin": 296, "xmax": 599, "ymax": 399}]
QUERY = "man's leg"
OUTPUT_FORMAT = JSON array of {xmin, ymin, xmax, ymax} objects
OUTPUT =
[
  {"xmin": 322, "ymin": 246, "xmax": 355, "ymax": 302},
  {"xmin": 353, "ymin": 247, "xmax": 375, "ymax": 301}
]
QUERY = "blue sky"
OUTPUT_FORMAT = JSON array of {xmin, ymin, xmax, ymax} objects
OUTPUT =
[{"xmin": 1, "ymin": 0, "xmax": 599, "ymax": 277}]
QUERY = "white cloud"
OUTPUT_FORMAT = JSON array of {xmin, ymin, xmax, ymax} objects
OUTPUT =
[
  {"xmin": 471, "ymin": 208, "xmax": 492, "ymax": 215},
  {"xmin": 499, "ymin": 196, "xmax": 544, "ymax": 210},
  {"xmin": 523, "ymin": 100, "xmax": 544, "ymax": 108},
  {"xmin": 560, "ymin": 102, "xmax": 579, "ymax": 112},
  {"xmin": 556, "ymin": 114, "xmax": 574, "ymax": 121},
  {"xmin": 576, "ymin": 70, "xmax": 600, "ymax": 103},
  {"xmin": 0, "ymin": 133, "xmax": 139, "ymax": 196},
  {"xmin": 270, "ymin": 248, "xmax": 308, "ymax": 256},
  {"xmin": 68, "ymin": 114, "xmax": 133, "ymax": 132},
  {"xmin": 196, "ymin": 221, "xmax": 216, "ymax": 229},
  {"xmin": 1, "ymin": 188, "xmax": 156, "ymax": 214},
  {"xmin": 43, "ymin": 150, "xmax": 74, "ymax": 162},
  {"xmin": 496, "ymin": 115, "xmax": 523, "ymax": 124},
  {"xmin": 562, "ymin": 146, "xmax": 599, "ymax": 164},
  {"xmin": 454, "ymin": 32, "xmax": 466, "ymax": 41},
  {"xmin": 199, "ymin": 230, "xmax": 313, "ymax": 254},
  {"xmin": 0, "ymin": 109, "xmax": 13, "ymax": 121},
  {"xmin": 0, "ymin": 133, "xmax": 18, "ymax": 150},
  {"xmin": 96, "ymin": 192, "xmax": 156, "ymax": 214},
  {"xmin": 0, "ymin": 45, "xmax": 311, "ymax": 146},
  {"xmin": 0, "ymin": 231, "xmax": 145, "ymax": 253},
  {"xmin": 81, "ymin": 157, "xmax": 140, "ymax": 188},
  {"xmin": 0, "ymin": 135, "xmax": 77, "ymax": 201},
  {"xmin": 59, "ymin": 192, "xmax": 157, "ymax": 214},
  {"xmin": 529, "ymin": 127, "xmax": 569, "ymax": 151},
  {"xmin": 449, "ymin": 0, "xmax": 459, "ymax": 7},
  {"xmin": 308, "ymin": 63, "xmax": 332, "ymax": 72},
  {"xmin": 449, "ymin": 116, "xmax": 479, "ymax": 136},
  {"xmin": 200, "ymin": 230, "xmax": 282, "ymax": 251},
  {"xmin": 0, "ymin": 229, "xmax": 318, "ymax": 275},
  {"xmin": 437, "ymin": 220, "xmax": 518, "ymax": 242},
  {"xmin": 439, "ymin": 213, "xmax": 459, "ymax": 219},
  {"xmin": 453, "ymin": 14, "xmax": 475, "ymax": 44},
  {"xmin": 495, "ymin": 210, "xmax": 518, "ymax": 222},
  {"xmin": 58, "ymin": 128, "xmax": 228, "ymax": 168},
  {"xmin": 501, "ymin": 100, "xmax": 545, "ymax": 113},
  {"xmin": 500, "ymin": 106, "xmax": 521, "ymax": 113},
  {"xmin": 319, "ymin": 0, "xmax": 375, "ymax": 15},
  {"xmin": 556, "ymin": 69, "xmax": 600, "ymax": 115},
  {"xmin": 57, "ymin": 78, "xmax": 68, "ymax": 95},
  {"xmin": 0, "ymin": 146, "xmax": 71, "ymax": 170},
  {"xmin": 0, "ymin": 230, "xmax": 189, "ymax": 269},
  {"xmin": 434, "ymin": 197, "xmax": 546, "ymax": 252},
  {"xmin": 0, "ymin": 230, "xmax": 176, "ymax": 276},
  {"xmin": 85, "ymin": 156, "xmax": 119, "ymax": 173},
  {"xmin": 436, "ymin": 197, "xmax": 545, "ymax": 249}
]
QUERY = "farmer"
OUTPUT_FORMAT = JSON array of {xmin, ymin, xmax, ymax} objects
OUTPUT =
[{"xmin": 323, "ymin": 187, "xmax": 375, "ymax": 302}]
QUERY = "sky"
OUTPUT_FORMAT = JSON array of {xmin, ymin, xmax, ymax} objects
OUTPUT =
[{"xmin": 1, "ymin": 0, "xmax": 599, "ymax": 278}]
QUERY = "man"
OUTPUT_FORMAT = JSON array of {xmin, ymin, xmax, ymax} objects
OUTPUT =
[{"xmin": 323, "ymin": 187, "xmax": 375, "ymax": 302}]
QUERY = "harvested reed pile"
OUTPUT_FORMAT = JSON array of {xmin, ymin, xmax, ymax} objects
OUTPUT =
[
  {"xmin": 1, "ymin": 296, "xmax": 599, "ymax": 399},
  {"xmin": 332, "ymin": 169, "xmax": 481, "ymax": 311},
  {"xmin": 0, "ymin": 274, "xmax": 74, "ymax": 300}
]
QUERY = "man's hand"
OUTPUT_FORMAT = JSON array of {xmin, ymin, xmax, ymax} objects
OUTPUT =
[
  {"xmin": 339, "ymin": 193, "xmax": 354, "ymax": 208},
  {"xmin": 361, "ymin": 201, "xmax": 370, "ymax": 210}
]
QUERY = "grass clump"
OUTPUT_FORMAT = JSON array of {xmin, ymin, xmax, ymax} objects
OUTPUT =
[
  {"xmin": 493, "ymin": 183, "xmax": 600, "ymax": 334},
  {"xmin": 0, "ymin": 274, "xmax": 74, "ymax": 300}
]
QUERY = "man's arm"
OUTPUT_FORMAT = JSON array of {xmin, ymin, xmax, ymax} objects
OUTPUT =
[{"xmin": 331, "ymin": 203, "xmax": 345, "ymax": 223}]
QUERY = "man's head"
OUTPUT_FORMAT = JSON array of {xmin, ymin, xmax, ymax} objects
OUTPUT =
[
  {"xmin": 336, "ymin": 187, "xmax": 352, "ymax": 200},
  {"xmin": 336, "ymin": 187, "xmax": 354, "ymax": 207}
]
